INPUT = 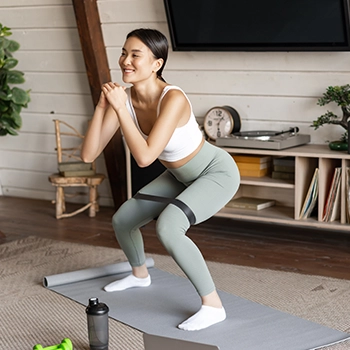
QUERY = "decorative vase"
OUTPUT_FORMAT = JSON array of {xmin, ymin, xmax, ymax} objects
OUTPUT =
[{"xmin": 328, "ymin": 140, "xmax": 348, "ymax": 151}]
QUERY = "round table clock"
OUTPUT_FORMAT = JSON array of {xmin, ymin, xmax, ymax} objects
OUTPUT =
[{"xmin": 203, "ymin": 106, "xmax": 241, "ymax": 140}]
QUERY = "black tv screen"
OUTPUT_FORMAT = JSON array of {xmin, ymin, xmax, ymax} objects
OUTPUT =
[{"xmin": 164, "ymin": 0, "xmax": 350, "ymax": 51}]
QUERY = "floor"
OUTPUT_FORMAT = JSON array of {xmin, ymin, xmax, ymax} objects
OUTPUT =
[{"xmin": 1, "ymin": 196, "xmax": 349, "ymax": 280}]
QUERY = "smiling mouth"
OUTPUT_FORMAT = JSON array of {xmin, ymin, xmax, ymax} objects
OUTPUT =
[{"xmin": 123, "ymin": 69, "xmax": 134, "ymax": 73}]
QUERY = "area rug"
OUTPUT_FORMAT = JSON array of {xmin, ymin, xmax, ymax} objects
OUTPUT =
[{"xmin": 1, "ymin": 236, "xmax": 350, "ymax": 349}]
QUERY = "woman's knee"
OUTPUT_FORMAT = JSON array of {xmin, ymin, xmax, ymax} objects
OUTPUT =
[
  {"xmin": 111, "ymin": 211, "xmax": 127, "ymax": 240},
  {"xmin": 112, "ymin": 210, "xmax": 123, "ymax": 231},
  {"xmin": 111, "ymin": 200, "xmax": 137, "ymax": 235},
  {"xmin": 156, "ymin": 205, "xmax": 189, "ymax": 246},
  {"xmin": 155, "ymin": 215, "xmax": 170, "ymax": 246}
]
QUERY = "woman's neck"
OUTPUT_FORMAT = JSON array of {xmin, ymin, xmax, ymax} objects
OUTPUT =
[{"xmin": 131, "ymin": 79, "xmax": 167, "ymax": 106}]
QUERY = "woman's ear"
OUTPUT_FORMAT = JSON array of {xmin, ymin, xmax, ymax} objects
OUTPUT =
[{"xmin": 153, "ymin": 58, "xmax": 164, "ymax": 73}]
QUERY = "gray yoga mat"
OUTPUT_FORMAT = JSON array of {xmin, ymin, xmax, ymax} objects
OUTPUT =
[
  {"xmin": 44, "ymin": 258, "xmax": 155, "ymax": 288},
  {"xmin": 44, "ymin": 260, "xmax": 350, "ymax": 350}
]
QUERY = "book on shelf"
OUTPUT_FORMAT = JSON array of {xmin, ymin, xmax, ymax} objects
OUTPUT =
[
  {"xmin": 329, "ymin": 184, "xmax": 341, "ymax": 222},
  {"xmin": 322, "ymin": 167, "xmax": 342, "ymax": 222},
  {"xmin": 273, "ymin": 156, "xmax": 295, "ymax": 167},
  {"xmin": 232, "ymin": 154, "xmax": 272, "ymax": 164},
  {"xmin": 58, "ymin": 161, "xmax": 92, "ymax": 172},
  {"xmin": 226, "ymin": 196, "xmax": 276, "ymax": 210},
  {"xmin": 273, "ymin": 164, "xmax": 295, "ymax": 173},
  {"xmin": 236, "ymin": 161, "xmax": 271, "ymax": 171},
  {"xmin": 238, "ymin": 167, "xmax": 270, "ymax": 177},
  {"xmin": 299, "ymin": 168, "xmax": 319, "ymax": 220},
  {"xmin": 271, "ymin": 171, "xmax": 295, "ymax": 180},
  {"xmin": 60, "ymin": 169, "xmax": 96, "ymax": 177}
]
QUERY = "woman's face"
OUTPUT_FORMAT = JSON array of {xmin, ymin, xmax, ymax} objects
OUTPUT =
[{"xmin": 119, "ymin": 36, "xmax": 161, "ymax": 84}]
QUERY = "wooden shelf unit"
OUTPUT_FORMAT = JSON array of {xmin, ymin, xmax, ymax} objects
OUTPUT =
[{"xmin": 218, "ymin": 144, "xmax": 350, "ymax": 232}]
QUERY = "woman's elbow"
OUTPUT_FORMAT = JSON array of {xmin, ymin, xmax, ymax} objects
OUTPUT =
[
  {"xmin": 80, "ymin": 151, "xmax": 95, "ymax": 164},
  {"xmin": 135, "ymin": 155, "xmax": 155, "ymax": 168},
  {"xmin": 136, "ymin": 160, "xmax": 152, "ymax": 168}
]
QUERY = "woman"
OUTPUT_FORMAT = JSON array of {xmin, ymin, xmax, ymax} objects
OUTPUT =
[{"xmin": 81, "ymin": 28, "xmax": 240, "ymax": 331}]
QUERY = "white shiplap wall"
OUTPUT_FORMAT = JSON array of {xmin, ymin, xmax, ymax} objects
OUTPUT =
[
  {"xmin": 0, "ymin": 0, "xmax": 113, "ymax": 206},
  {"xmin": 1, "ymin": 0, "xmax": 350, "ymax": 206}
]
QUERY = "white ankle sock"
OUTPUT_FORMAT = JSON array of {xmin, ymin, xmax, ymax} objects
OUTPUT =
[
  {"xmin": 103, "ymin": 274, "xmax": 151, "ymax": 292},
  {"xmin": 177, "ymin": 305, "xmax": 226, "ymax": 331}
]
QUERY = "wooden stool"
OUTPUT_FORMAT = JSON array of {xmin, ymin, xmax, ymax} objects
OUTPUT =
[{"xmin": 48, "ymin": 119, "xmax": 105, "ymax": 219}]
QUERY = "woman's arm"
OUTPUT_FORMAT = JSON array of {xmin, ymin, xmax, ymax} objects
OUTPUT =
[
  {"xmin": 81, "ymin": 91, "xmax": 120, "ymax": 163},
  {"xmin": 103, "ymin": 83, "xmax": 189, "ymax": 167}
]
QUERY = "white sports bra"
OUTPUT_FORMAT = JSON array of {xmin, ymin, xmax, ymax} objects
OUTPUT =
[{"xmin": 125, "ymin": 85, "xmax": 203, "ymax": 162}]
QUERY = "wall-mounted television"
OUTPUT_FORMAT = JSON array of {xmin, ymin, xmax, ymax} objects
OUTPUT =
[{"xmin": 163, "ymin": 0, "xmax": 350, "ymax": 51}]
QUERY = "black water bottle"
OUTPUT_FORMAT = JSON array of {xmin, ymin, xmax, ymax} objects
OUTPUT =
[{"xmin": 86, "ymin": 297, "xmax": 109, "ymax": 350}]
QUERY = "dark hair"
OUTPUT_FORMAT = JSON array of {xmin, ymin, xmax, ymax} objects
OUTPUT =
[{"xmin": 127, "ymin": 28, "xmax": 168, "ymax": 82}]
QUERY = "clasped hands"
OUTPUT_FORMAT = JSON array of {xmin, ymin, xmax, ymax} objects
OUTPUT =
[{"xmin": 99, "ymin": 82, "xmax": 127, "ymax": 110}]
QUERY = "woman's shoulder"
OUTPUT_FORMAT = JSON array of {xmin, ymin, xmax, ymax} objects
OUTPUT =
[
  {"xmin": 163, "ymin": 84, "xmax": 184, "ymax": 93},
  {"xmin": 161, "ymin": 85, "xmax": 188, "ymax": 103},
  {"xmin": 157, "ymin": 85, "xmax": 192, "ymax": 116},
  {"xmin": 161, "ymin": 85, "xmax": 187, "ymax": 100}
]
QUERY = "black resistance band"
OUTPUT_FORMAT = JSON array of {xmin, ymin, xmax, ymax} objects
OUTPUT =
[{"xmin": 134, "ymin": 192, "xmax": 196, "ymax": 225}]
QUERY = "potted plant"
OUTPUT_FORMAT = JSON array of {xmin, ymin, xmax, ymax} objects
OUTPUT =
[
  {"xmin": 311, "ymin": 84, "xmax": 349, "ymax": 150},
  {"xmin": 0, "ymin": 23, "xmax": 30, "ymax": 136}
]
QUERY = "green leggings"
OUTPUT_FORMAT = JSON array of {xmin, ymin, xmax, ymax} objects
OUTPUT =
[{"xmin": 112, "ymin": 141, "xmax": 240, "ymax": 296}]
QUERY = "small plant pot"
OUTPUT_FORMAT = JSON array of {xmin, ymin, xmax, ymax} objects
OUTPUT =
[{"xmin": 328, "ymin": 140, "xmax": 348, "ymax": 151}]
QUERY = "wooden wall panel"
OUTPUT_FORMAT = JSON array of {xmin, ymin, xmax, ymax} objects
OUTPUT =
[
  {"xmin": 103, "ymin": 23, "xmax": 168, "ymax": 46},
  {"xmin": 0, "ymin": 6, "xmax": 76, "ymax": 27},
  {"xmin": 19, "ymin": 113, "xmax": 89, "ymax": 133},
  {"xmin": 0, "ymin": 151, "xmax": 57, "ymax": 173},
  {"xmin": 11, "ymin": 29, "xmax": 81, "ymax": 50},
  {"xmin": 22, "ymin": 72, "xmax": 90, "ymax": 94},
  {"xmin": 1, "ymin": 0, "xmax": 71, "ymax": 6},
  {"xmin": 25, "ymin": 94, "xmax": 93, "ymax": 115},
  {"xmin": 16, "ymin": 51, "xmax": 86, "ymax": 73},
  {"xmin": 97, "ymin": 0, "xmax": 166, "ymax": 23}
]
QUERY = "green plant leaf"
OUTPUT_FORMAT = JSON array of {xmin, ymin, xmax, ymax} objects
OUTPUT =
[
  {"xmin": 0, "ymin": 90, "xmax": 11, "ymax": 101},
  {"xmin": 0, "ymin": 100, "xmax": 8, "ymax": 112},
  {"xmin": 11, "ymin": 87, "xmax": 29, "ymax": 105},
  {"xmin": 11, "ymin": 101, "xmax": 21, "ymax": 113},
  {"xmin": 7, "ymin": 40, "xmax": 19, "ymax": 52},
  {"xmin": 3, "ymin": 57, "xmax": 17, "ymax": 69},
  {"xmin": 0, "ymin": 115, "xmax": 12, "ymax": 128},
  {"xmin": 8, "ymin": 129, "xmax": 18, "ymax": 135},
  {"xmin": 0, "ymin": 128, "xmax": 10, "ymax": 136},
  {"xmin": 7, "ymin": 70, "xmax": 25, "ymax": 84},
  {"xmin": 0, "ymin": 26, "xmax": 12, "ymax": 37},
  {"xmin": 0, "ymin": 119, "xmax": 19, "ymax": 135},
  {"xmin": 0, "ymin": 37, "xmax": 8, "ymax": 50},
  {"xmin": 1, "ymin": 113, "xmax": 21, "ymax": 129},
  {"xmin": 9, "ymin": 109, "xmax": 22, "ymax": 128}
]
